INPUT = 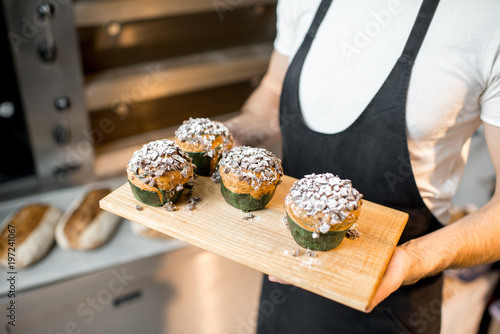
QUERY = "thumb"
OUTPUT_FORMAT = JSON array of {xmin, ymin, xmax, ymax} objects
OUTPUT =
[
  {"xmin": 367, "ymin": 247, "xmax": 410, "ymax": 311},
  {"xmin": 268, "ymin": 276, "xmax": 292, "ymax": 285}
]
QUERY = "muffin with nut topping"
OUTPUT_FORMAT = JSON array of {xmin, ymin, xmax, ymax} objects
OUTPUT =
[
  {"xmin": 175, "ymin": 118, "xmax": 233, "ymax": 176},
  {"xmin": 284, "ymin": 173, "xmax": 363, "ymax": 251},
  {"xmin": 127, "ymin": 140, "xmax": 195, "ymax": 206},
  {"xmin": 218, "ymin": 146, "xmax": 283, "ymax": 212}
]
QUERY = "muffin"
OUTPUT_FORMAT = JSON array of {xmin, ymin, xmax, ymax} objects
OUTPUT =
[
  {"xmin": 284, "ymin": 173, "xmax": 363, "ymax": 251},
  {"xmin": 127, "ymin": 140, "xmax": 195, "ymax": 206},
  {"xmin": 218, "ymin": 146, "xmax": 283, "ymax": 212},
  {"xmin": 175, "ymin": 117, "xmax": 233, "ymax": 176}
]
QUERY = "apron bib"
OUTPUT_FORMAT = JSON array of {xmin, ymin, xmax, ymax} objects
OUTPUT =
[{"xmin": 258, "ymin": 0, "xmax": 444, "ymax": 333}]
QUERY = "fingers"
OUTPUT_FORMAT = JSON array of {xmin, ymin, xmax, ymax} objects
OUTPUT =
[
  {"xmin": 367, "ymin": 268, "xmax": 401, "ymax": 312},
  {"xmin": 268, "ymin": 276, "xmax": 291, "ymax": 285},
  {"xmin": 366, "ymin": 247, "xmax": 411, "ymax": 312}
]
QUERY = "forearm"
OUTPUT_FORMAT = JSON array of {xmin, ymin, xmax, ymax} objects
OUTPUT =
[
  {"xmin": 400, "ymin": 194, "xmax": 500, "ymax": 285},
  {"xmin": 369, "ymin": 124, "xmax": 500, "ymax": 310},
  {"xmin": 225, "ymin": 50, "xmax": 289, "ymax": 147},
  {"xmin": 225, "ymin": 82, "xmax": 281, "ymax": 147}
]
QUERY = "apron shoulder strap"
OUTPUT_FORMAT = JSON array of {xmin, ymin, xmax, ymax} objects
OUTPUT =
[
  {"xmin": 305, "ymin": 0, "xmax": 333, "ymax": 40},
  {"xmin": 401, "ymin": 0, "xmax": 441, "ymax": 61}
]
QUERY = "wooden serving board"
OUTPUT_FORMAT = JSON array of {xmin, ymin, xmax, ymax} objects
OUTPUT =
[{"xmin": 100, "ymin": 175, "xmax": 408, "ymax": 312}]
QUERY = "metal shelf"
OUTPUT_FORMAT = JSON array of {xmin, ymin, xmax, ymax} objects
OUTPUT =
[
  {"xmin": 84, "ymin": 42, "xmax": 272, "ymax": 112},
  {"xmin": 74, "ymin": 0, "xmax": 277, "ymax": 27}
]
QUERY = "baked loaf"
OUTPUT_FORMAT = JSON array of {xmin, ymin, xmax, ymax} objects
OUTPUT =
[
  {"xmin": 0, "ymin": 204, "xmax": 62, "ymax": 268},
  {"xmin": 175, "ymin": 117, "xmax": 233, "ymax": 176},
  {"xmin": 284, "ymin": 173, "xmax": 363, "ymax": 251},
  {"xmin": 218, "ymin": 146, "xmax": 283, "ymax": 212},
  {"xmin": 55, "ymin": 188, "xmax": 121, "ymax": 250},
  {"xmin": 127, "ymin": 140, "xmax": 195, "ymax": 206}
]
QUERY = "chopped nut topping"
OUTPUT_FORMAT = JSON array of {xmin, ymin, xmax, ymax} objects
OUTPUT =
[
  {"xmin": 219, "ymin": 146, "xmax": 283, "ymax": 190},
  {"xmin": 346, "ymin": 223, "xmax": 361, "ymax": 240},
  {"xmin": 211, "ymin": 170, "xmax": 221, "ymax": 184},
  {"xmin": 292, "ymin": 248, "xmax": 303, "ymax": 257},
  {"xmin": 285, "ymin": 173, "xmax": 363, "ymax": 235},
  {"xmin": 175, "ymin": 118, "xmax": 233, "ymax": 157},
  {"xmin": 127, "ymin": 140, "xmax": 195, "ymax": 187},
  {"xmin": 185, "ymin": 196, "xmax": 202, "ymax": 211},
  {"xmin": 305, "ymin": 249, "xmax": 316, "ymax": 257},
  {"xmin": 242, "ymin": 213, "xmax": 255, "ymax": 220},
  {"xmin": 163, "ymin": 202, "xmax": 177, "ymax": 212}
]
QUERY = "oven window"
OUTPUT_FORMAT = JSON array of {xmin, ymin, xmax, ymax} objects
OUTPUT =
[{"xmin": 0, "ymin": 5, "xmax": 36, "ymax": 185}]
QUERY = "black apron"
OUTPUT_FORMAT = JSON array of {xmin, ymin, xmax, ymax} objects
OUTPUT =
[{"xmin": 258, "ymin": 0, "xmax": 444, "ymax": 333}]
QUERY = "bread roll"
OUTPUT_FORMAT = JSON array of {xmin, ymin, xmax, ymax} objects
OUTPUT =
[
  {"xmin": 55, "ymin": 188, "xmax": 121, "ymax": 250},
  {"xmin": 0, "ymin": 203, "xmax": 62, "ymax": 268}
]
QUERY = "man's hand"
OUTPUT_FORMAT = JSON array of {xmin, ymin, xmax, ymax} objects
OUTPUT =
[
  {"xmin": 268, "ymin": 275, "xmax": 291, "ymax": 285},
  {"xmin": 268, "ymin": 246, "xmax": 415, "ymax": 311},
  {"xmin": 367, "ymin": 246, "xmax": 413, "ymax": 311}
]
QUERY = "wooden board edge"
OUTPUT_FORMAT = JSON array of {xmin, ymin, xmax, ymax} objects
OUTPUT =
[
  {"xmin": 361, "ymin": 210, "xmax": 409, "ymax": 313},
  {"xmin": 100, "ymin": 194, "xmax": 371, "ymax": 312},
  {"xmin": 99, "ymin": 182, "xmax": 411, "ymax": 313}
]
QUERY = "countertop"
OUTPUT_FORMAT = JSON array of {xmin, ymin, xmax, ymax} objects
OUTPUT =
[{"xmin": 0, "ymin": 176, "xmax": 187, "ymax": 297}]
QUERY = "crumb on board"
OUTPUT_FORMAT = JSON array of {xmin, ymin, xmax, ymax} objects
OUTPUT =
[
  {"xmin": 163, "ymin": 202, "xmax": 177, "ymax": 212},
  {"xmin": 346, "ymin": 223, "xmax": 361, "ymax": 240},
  {"xmin": 185, "ymin": 196, "xmax": 202, "ymax": 211},
  {"xmin": 285, "ymin": 248, "xmax": 316, "ymax": 258},
  {"xmin": 282, "ymin": 216, "xmax": 290, "ymax": 230},
  {"xmin": 283, "ymin": 248, "xmax": 322, "ymax": 268},
  {"xmin": 135, "ymin": 205, "xmax": 143, "ymax": 211},
  {"xmin": 305, "ymin": 249, "xmax": 316, "ymax": 257},
  {"xmin": 242, "ymin": 213, "xmax": 255, "ymax": 220},
  {"xmin": 211, "ymin": 170, "xmax": 221, "ymax": 184}
]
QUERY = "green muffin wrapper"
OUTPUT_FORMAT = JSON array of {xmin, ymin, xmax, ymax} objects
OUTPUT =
[
  {"xmin": 287, "ymin": 213, "xmax": 350, "ymax": 251},
  {"xmin": 185, "ymin": 151, "xmax": 215, "ymax": 176},
  {"xmin": 129, "ymin": 180, "xmax": 184, "ymax": 207},
  {"xmin": 220, "ymin": 179, "xmax": 276, "ymax": 212}
]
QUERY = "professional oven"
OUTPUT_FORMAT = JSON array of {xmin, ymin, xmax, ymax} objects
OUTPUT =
[
  {"xmin": 0, "ymin": 1, "xmax": 277, "ymax": 333},
  {"xmin": 0, "ymin": 0, "xmax": 94, "ymax": 200},
  {"xmin": 0, "ymin": 0, "xmax": 277, "ymax": 199}
]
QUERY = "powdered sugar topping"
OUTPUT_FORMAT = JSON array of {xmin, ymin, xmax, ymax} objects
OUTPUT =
[
  {"xmin": 219, "ymin": 146, "xmax": 283, "ymax": 189},
  {"xmin": 286, "ymin": 173, "xmax": 363, "ymax": 232},
  {"xmin": 127, "ymin": 140, "xmax": 194, "ymax": 186},
  {"xmin": 175, "ymin": 118, "xmax": 232, "ymax": 157}
]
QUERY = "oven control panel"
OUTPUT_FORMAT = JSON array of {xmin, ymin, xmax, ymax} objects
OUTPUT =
[{"xmin": 0, "ymin": 0, "xmax": 95, "ymax": 198}]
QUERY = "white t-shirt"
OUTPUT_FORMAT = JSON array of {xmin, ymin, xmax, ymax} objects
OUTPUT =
[{"xmin": 274, "ymin": 0, "xmax": 500, "ymax": 224}]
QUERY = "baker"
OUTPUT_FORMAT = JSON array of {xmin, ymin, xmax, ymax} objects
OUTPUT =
[{"xmin": 225, "ymin": 0, "xmax": 500, "ymax": 332}]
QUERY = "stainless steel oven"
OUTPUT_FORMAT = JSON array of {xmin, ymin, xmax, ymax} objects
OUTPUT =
[
  {"xmin": 1, "ymin": 0, "xmax": 277, "ymax": 198},
  {"xmin": 0, "ymin": 0, "xmax": 94, "ymax": 200},
  {"xmin": 0, "ymin": 2, "xmax": 277, "ymax": 332}
]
